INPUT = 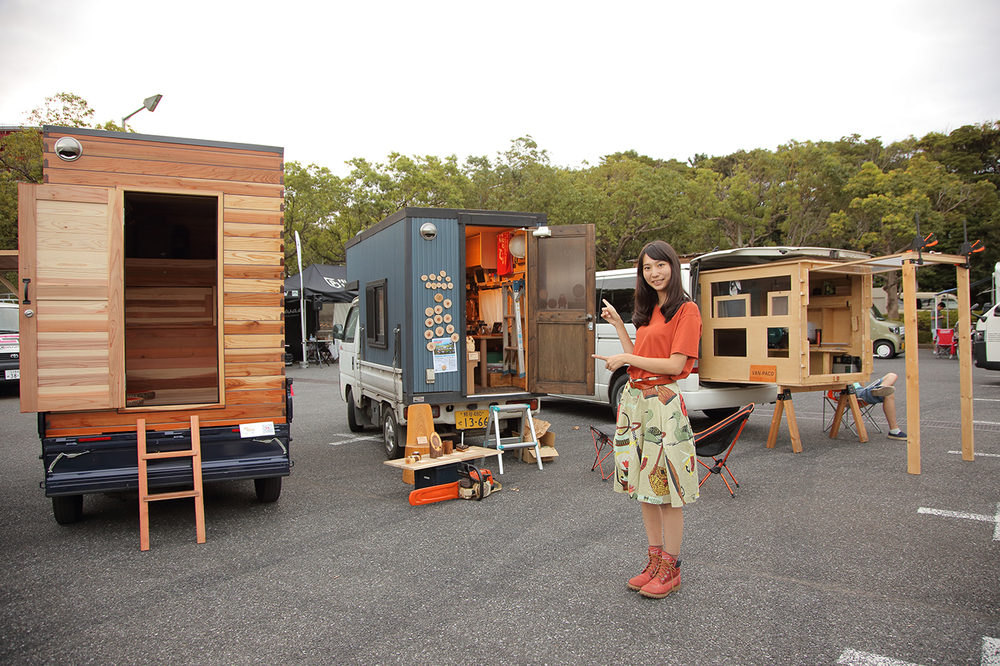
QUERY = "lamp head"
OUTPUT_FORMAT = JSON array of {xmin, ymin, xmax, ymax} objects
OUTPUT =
[{"xmin": 143, "ymin": 95, "xmax": 162, "ymax": 112}]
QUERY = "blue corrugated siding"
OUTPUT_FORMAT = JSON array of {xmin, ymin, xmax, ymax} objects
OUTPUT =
[
  {"xmin": 410, "ymin": 217, "xmax": 462, "ymax": 394},
  {"xmin": 345, "ymin": 219, "xmax": 407, "ymax": 370}
]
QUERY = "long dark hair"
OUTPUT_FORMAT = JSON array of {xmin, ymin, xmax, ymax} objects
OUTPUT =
[{"xmin": 632, "ymin": 240, "xmax": 690, "ymax": 328}]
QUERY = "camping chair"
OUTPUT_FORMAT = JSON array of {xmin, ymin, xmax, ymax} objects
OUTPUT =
[
  {"xmin": 934, "ymin": 328, "xmax": 956, "ymax": 358},
  {"xmin": 694, "ymin": 404, "xmax": 754, "ymax": 498},
  {"xmin": 589, "ymin": 425, "xmax": 615, "ymax": 481},
  {"xmin": 822, "ymin": 387, "xmax": 883, "ymax": 436}
]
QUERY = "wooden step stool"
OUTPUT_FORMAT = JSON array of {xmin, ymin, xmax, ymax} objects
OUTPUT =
[{"xmin": 137, "ymin": 415, "xmax": 206, "ymax": 551}]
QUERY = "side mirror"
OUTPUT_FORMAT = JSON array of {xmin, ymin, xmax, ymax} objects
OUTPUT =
[{"xmin": 331, "ymin": 323, "xmax": 344, "ymax": 340}]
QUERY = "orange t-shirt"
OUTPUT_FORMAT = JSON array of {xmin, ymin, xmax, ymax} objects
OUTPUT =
[{"xmin": 628, "ymin": 301, "xmax": 702, "ymax": 383}]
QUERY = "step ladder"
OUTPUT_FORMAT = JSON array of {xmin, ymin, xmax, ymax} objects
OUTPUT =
[
  {"xmin": 483, "ymin": 403, "xmax": 541, "ymax": 475},
  {"xmin": 501, "ymin": 281, "xmax": 526, "ymax": 378},
  {"xmin": 137, "ymin": 415, "xmax": 206, "ymax": 551}
]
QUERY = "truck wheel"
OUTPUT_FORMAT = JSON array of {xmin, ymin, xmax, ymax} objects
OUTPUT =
[
  {"xmin": 254, "ymin": 477, "xmax": 282, "ymax": 503},
  {"xmin": 610, "ymin": 374, "xmax": 628, "ymax": 416},
  {"xmin": 874, "ymin": 340, "xmax": 895, "ymax": 359},
  {"xmin": 382, "ymin": 408, "xmax": 405, "ymax": 460},
  {"xmin": 52, "ymin": 495, "xmax": 83, "ymax": 525},
  {"xmin": 346, "ymin": 387, "xmax": 364, "ymax": 432}
]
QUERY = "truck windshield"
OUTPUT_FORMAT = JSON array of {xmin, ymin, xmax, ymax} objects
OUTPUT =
[
  {"xmin": 0, "ymin": 307, "xmax": 18, "ymax": 333},
  {"xmin": 871, "ymin": 305, "xmax": 886, "ymax": 321}
]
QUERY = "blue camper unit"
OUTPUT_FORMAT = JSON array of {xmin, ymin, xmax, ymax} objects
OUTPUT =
[{"xmin": 340, "ymin": 208, "xmax": 596, "ymax": 454}]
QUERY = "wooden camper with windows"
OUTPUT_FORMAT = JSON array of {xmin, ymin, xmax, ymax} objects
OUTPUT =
[
  {"xmin": 18, "ymin": 126, "xmax": 291, "ymax": 524},
  {"xmin": 692, "ymin": 247, "xmax": 874, "ymax": 388}
]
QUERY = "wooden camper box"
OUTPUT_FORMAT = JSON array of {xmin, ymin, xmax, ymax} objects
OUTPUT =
[
  {"xmin": 694, "ymin": 250, "xmax": 874, "ymax": 388},
  {"xmin": 18, "ymin": 126, "xmax": 291, "ymax": 521}
]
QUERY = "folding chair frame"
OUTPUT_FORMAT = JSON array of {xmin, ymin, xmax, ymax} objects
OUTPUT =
[
  {"xmin": 589, "ymin": 425, "xmax": 615, "ymax": 481},
  {"xmin": 695, "ymin": 404, "xmax": 754, "ymax": 498},
  {"xmin": 822, "ymin": 387, "xmax": 883, "ymax": 436}
]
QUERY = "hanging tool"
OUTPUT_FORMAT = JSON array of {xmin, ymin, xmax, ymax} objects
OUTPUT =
[
  {"xmin": 501, "ymin": 279, "xmax": 526, "ymax": 378},
  {"xmin": 512, "ymin": 279, "xmax": 525, "ymax": 378}
]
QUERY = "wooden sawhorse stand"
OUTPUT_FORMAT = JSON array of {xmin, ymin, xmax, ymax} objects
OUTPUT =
[
  {"xmin": 826, "ymin": 384, "xmax": 869, "ymax": 444},
  {"xmin": 766, "ymin": 385, "xmax": 868, "ymax": 453}
]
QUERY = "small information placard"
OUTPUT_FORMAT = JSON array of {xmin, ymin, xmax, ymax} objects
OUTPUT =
[
  {"xmin": 239, "ymin": 421, "xmax": 276, "ymax": 438},
  {"xmin": 749, "ymin": 365, "xmax": 777, "ymax": 383}
]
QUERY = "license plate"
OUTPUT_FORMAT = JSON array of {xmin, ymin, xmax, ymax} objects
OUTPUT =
[
  {"xmin": 456, "ymin": 409, "xmax": 490, "ymax": 430},
  {"xmin": 5, "ymin": 369, "xmax": 19, "ymax": 380}
]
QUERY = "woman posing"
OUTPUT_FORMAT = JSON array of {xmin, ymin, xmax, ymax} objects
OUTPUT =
[{"xmin": 594, "ymin": 240, "xmax": 702, "ymax": 599}]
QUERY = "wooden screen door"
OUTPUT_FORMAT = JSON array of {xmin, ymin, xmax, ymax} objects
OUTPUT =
[
  {"xmin": 526, "ymin": 224, "xmax": 596, "ymax": 395},
  {"xmin": 18, "ymin": 183, "xmax": 124, "ymax": 412}
]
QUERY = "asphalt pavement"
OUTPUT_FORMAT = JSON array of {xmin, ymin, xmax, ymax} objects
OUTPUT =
[{"xmin": 0, "ymin": 351, "xmax": 997, "ymax": 666}]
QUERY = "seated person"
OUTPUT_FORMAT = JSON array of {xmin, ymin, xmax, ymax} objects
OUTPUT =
[{"xmin": 853, "ymin": 372, "xmax": 906, "ymax": 440}]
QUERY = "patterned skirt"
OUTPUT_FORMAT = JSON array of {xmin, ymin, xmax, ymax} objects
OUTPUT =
[{"xmin": 612, "ymin": 381, "xmax": 699, "ymax": 506}]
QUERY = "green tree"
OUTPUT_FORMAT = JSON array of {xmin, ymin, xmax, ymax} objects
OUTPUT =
[
  {"xmin": 703, "ymin": 149, "xmax": 784, "ymax": 248},
  {"xmin": 283, "ymin": 162, "xmax": 346, "ymax": 274},
  {"xmin": 463, "ymin": 136, "xmax": 565, "ymax": 215},
  {"xmin": 570, "ymin": 154, "xmax": 702, "ymax": 270},
  {"xmin": 1, "ymin": 93, "xmax": 127, "ymax": 256},
  {"xmin": 829, "ymin": 156, "xmax": 995, "ymax": 317},
  {"xmin": 773, "ymin": 140, "xmax": 852, "ymax": 246},
  {"xmin": 915, "ymin": 122, "xmax": 1000, "ymax": 288}
]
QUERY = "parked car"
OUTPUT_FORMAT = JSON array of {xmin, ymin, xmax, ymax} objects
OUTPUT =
[
  {"xmin": 548, "ymin": 268, "xmax": 777, "ymax": 418},
  {"xmin": 0, "ymin": 301, "xmax": 19, "ymax": 382},
  {"xmin": 871, "ymin": 304, "xmax": 904, "ymax": 359}
]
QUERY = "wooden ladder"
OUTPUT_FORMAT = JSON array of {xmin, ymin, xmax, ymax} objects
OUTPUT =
[{"xmin": 137, "ymin": 415, "xmax": 206, "ymax": 551}]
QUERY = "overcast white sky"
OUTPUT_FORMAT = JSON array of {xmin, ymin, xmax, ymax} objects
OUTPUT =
[{"xmin": 2, "ymin": 0, "xmax": 999, "ymax": 175}]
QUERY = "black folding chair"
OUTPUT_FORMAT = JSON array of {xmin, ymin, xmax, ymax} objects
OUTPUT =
[
  {"xmin": 589, "ymin": 425, "xmax": 615, "ymax": 481},
  {"xmin": 694, "ymin": 404, "xmax": 754, "ymax": 497}
]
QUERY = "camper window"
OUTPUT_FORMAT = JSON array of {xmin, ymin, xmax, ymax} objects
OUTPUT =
[
  {"xmin": 714, "ymin": 329, "xmax": 748, "ymax": 357},
  {"xmin": 711, "ymin": 276, "xmax": 792, "ymax": 316},
  {"xmin": 366, "ymin": 279, "xmax": 387, "ymax": 348}
]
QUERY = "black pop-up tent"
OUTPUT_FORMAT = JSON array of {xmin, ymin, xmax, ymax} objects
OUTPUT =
[
  {"xmin": 283, "ymin": 264, "xmax": 353, "ymax": 303},
  {"xmin": 284, "ymin": 265, "xmax": 356, "ymax": 361}
]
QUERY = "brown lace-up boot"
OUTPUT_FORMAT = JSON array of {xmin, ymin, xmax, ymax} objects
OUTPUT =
[
  {"xmin": 627, "ymin": 546, "xmax": 662, "ymax": 591},
  {"xmin": 639, "ymin": 551, "xmax": 680, "ymax": 598}
]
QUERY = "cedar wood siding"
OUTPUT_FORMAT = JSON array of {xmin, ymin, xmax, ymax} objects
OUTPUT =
[{"xmin": 41, "ymin": 128, "xmax": 286, "ymax": 436}]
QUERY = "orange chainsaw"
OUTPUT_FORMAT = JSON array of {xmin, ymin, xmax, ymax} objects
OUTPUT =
[{"xmin": 408, "ymin": 462, "xmax": 501, "ymax": 506}]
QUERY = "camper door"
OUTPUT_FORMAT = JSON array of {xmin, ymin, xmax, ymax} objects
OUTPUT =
[
  {"xmin": 526, "ymin": 224, "xmax": 596, "ymax": 395},
  {"xmin": 18, "ymin": 183, "xmax": 124, "ymax": 412}
]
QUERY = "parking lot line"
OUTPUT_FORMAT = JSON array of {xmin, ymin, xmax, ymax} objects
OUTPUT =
[
  {"xmin": 837, "ymin": 647, "xmax": 923, "ymax": 666},
  {"xmin": 917, "ymin": 503, "xmax": 1000, "ymax": 541}
]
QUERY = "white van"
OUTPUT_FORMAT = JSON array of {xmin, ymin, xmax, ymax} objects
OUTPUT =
[
  {"xmin": 549, "ymin": 267, "xmax": 777, "ymax": 417},
  {"xmin": 872, "ymin": 288, "xmax": 958, "ymax": 312},
  {"xmin": 0, "ymin": 301, "xmax": 19, "ymax": 382}
]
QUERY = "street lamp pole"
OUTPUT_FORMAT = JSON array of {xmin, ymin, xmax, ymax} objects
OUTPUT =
[{"xmin": 122, "ymin": 94, "xmax": 163, "ymax": 130}]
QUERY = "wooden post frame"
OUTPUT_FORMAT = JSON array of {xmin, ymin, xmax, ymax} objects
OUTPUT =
[{"xmin": 901, "ymin": 260, "xmax": 922, "ymax": 475}]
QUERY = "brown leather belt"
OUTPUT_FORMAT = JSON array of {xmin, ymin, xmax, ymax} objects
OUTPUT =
[{"xmin": 628, "ymin": 375, "xmax": 674, "ymax": 390}]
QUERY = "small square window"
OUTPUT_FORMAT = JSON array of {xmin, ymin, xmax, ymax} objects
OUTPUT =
[
  {"xmin": 714, "ymin": 329, "xmax": 747, "ymax": 357},
  {"xmin": 366, "ymin": 279, "xmax": 387, "ymax": 348}
]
